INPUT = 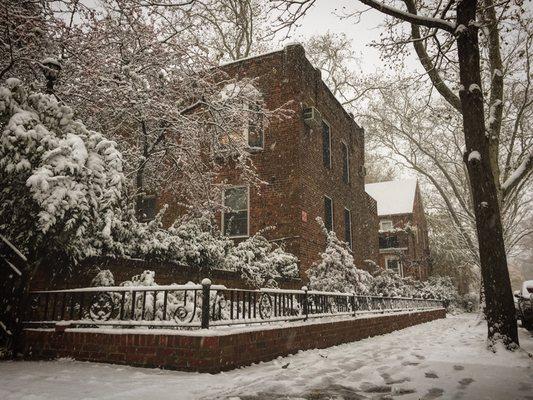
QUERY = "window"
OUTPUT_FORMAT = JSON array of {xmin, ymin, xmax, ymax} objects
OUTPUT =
[
  {"xmin": 344, "ymin": 208, "xmax": 352, "ymax": 249},
  {"xmin": 386, "ymin": 257, "xmax": 403, "ymax": 276},
  {"xmin": 222, "ymin": 186, "xmax": 249, "ymax": 237},
  {"xmin": 342, "ymin": 142, "xmax": 350, "ymax": 184},
  {"xmin": 216, "ymin": 101, "xmax": 263, "ymax": 151},
  {"xmin": 246, "ymin": 101, "xmax": 264, "ymax": 149},
  {"xmin": 324, "ymin": 196, "xmax": 333, "ymax": 232},
  {"xmin": 322, "ymin": 121, "xmax": 331, "ymax": 168},
  {"xmin": 137, "ymin": 195, "xmax": 157, "ymax": 222},
  {"xmin": 380, "ymin": 220, "xmax": 393, "ymax": 231},
  {"xmin": 379, "ymin": 235, "xmax": 399, "ymax": 249}
]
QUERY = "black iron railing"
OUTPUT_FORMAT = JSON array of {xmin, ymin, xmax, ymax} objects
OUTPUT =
[{"xmin": 24, "ymin": 279, "xmax": 444, "ymax": 330}]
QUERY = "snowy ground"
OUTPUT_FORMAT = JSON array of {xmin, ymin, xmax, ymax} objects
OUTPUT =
[{"xmin": 1, "ymin": 315, "xmax": 532, "ymax": 400}]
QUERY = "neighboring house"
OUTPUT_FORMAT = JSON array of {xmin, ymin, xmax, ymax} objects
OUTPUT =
[
  {"xmin": 365, "ymin": 179, "xmax": 430, "ymax": 280},
  {"xmin": 161, "ymin": 44, "xmax": 379, "ymax": 280}
]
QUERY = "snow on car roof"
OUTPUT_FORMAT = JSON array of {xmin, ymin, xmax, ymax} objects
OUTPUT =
[
  {"xmin": 365, "ymin": 179, "xmax": 418, "ymax": 216},
  {"xmin": 522, "ymin": 280, "xmax": 533, "ymax": 297}
]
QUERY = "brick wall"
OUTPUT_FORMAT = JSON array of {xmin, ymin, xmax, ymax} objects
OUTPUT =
[
  {"xmin": 23, "ymin": 308, "xmax": 445, "ymax": 373},
  {"xmin": 185, "ymin": 44, "xmax": 380, "ymax": 280},
  {"xmin": 31, "ymin": 45, "xmax": 380, "ymax": 292}
]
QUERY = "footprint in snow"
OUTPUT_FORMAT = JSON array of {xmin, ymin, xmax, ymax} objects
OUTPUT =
[
  {"xmin": 412, "ymin": 353, "xmax": 426, "ymax": 360},
  {"xmin": 458, "ymin": 377, "xmax": 474, "ymax": 389},
  {"xmin": 401, "ymin": 361, "xmax": 420, "ymax": 366},
  {"xmin": 453, "ymin": 365, "xmax": 464, "ymax": 371},
  {"xmin": 391, "ymin": 387, "xmax": 417, "ymax": 396},
  {"xmin": 360, "ymin": 382, "xmax": 391, "ymax": 393},
  {"xmin": 425, "ymin": 371, "xmax": 439, "ymax": 379},
  {"xmin": 380, "ymin": 372, "xmax": 411, "ymax": 385},
  {"xmin": 421, "ymin": 387, "xmax": 445, "ymax": 399}
]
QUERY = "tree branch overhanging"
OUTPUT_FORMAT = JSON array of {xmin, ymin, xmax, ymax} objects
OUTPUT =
[{"xmin": 358, "ymin": 0, "xmax": 456, "ymax": 32}]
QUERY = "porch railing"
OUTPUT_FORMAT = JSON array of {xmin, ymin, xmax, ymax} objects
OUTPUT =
[{"xmin": 24, "ymin": 279, "xmax": 444, "ymax": 330}]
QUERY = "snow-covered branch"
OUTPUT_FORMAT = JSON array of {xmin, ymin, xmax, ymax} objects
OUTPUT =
[
  {"xmin": 502, "ymin": 150, "xmax": 533, "ymax": 196},
  {"xmin": 357, "ymin": 0, "xmax": 455, "ymax": 32}
]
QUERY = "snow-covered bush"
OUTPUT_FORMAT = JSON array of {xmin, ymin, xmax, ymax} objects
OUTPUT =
[
  {"xmin": 103, "ymin": 270, "xmax": 196, "ymax": 322},
  {"xmin": 167, "ymin": 213, "xmax": 233, "ymax": 270},
  {"xmin": 0, "ymin": 78, "xmax": 124, "ymax": 262},
  {"xmin": 96, "ymin": 209, "xmax": 233, "ymax": 270},
  {"xmin": 369, "ymin": 269, "xmax": 424, "ymax": 298},
  {"xmin": 307, "ymin": 218, "xmax": 372, "ymax": 294},
  {"xmin": 91, "ymin": 269, "xmax": 115, "ymax": 287},
  {"xmin": 225, "ymin": 232, "xmax": 299, "ymax": 288},
  {"xmin": 414, "ymin": 276, "xmax": 464, "ymax": 312}
]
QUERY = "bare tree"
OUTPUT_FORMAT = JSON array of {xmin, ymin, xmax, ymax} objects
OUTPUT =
[{"xmin": 271, "ymin": 0, "xmax": 529, "ymax": 346}]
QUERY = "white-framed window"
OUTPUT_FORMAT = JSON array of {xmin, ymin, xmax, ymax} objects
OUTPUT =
[
  {"xmin": 380, "ymin": 220, "xmax": 393, "ymax": 231},
  {"xmin": 385, "ymin": 256, "xmax": 403, "ymax": 277},
  {"xmin": 215, "ymin": 101, "xmax": 264, "ymax": 151},
  {"xmin": 222, "ymin": 186, "xmax": 249, "ymax": 238},
  {"xmin": 341, "ymin": 141, "xmax": 350, "ymax": 184},
  {"xmin": 324, "ymin": 195, "xmax": 333, "ymax": 232},
  {"xmin": 322, "ymin": 120, "xmax": 331, "ymax": 169},
  {"xmin": 344, "ymin": 207, "xmax": 352, "ymax": 249},
  {"xmin": 245, "ymin": 101, "xmax": 264, "ymax": 149}
]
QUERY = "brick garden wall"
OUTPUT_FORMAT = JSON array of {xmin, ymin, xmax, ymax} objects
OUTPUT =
[{"xmin": 22, "ymin": 308, "xmax": 445, "ymax": 373}]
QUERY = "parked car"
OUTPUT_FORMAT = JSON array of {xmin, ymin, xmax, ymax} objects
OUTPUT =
[
  {"xmin": 513, "ymin": 290, "xmax": 521, "ymax": 319},
  {"xmin": 515, "ymin": 280, "xmax": 533, "ymax": 329}
]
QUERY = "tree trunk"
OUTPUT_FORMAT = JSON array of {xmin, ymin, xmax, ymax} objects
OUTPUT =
[{"xmin": 456, "ymin": 0, "xmax": 518, "ymax": 346}]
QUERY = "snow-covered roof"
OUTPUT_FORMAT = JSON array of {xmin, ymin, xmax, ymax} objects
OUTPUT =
[{"xmin": 365, "ymin": 179, "xmax": 418, "ymax": 216}]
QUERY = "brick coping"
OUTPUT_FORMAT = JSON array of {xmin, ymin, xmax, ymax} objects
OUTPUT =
[{"xmin": 24, "ymin": 308, "xmax": 445, "ymax": 337}]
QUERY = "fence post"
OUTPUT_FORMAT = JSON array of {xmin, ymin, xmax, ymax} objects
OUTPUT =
[
  {"xmin": 302, "ymin": 286, "xmax": 308, "ymax": 321},
  {"xmin": 352, "ymin": 292, "xmax": 357, "ymax": 317},
  {"xmin": 201, "ymin": 278, "xmax": 211, "ymax": 329}
]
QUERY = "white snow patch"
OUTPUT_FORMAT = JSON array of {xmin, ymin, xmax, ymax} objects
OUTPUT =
[
  {"xmin": 469, "ymin": 84, "xmax": 481, "ymax": 93},
  {"xmin": 455, "ymin": 24, "xmax": 467, "ymax": 34},
  {"xmin": 468, "ymin": 151, "xmax": 481, "ymax": 162},
  {"xmin": 502, "ymin": 150, "xmax": 532, "ymax": 191},
  {"xmin": 2, "ymin": 315, "xmax": 533, "ymax": 400},
  {"xmin": 365, "ymin": 179, "xmax": 418, "ymax": 216}
]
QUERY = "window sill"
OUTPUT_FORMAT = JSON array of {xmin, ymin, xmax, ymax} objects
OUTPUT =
[
  {"xmin": 227, "ymin": 235, "xmax": 250, "ymax": 240},
  {"xmin": 379, "ymin": 247, "xmax": 408, "ymax": 253},
  {"xmin": 247, "ymin": 146, "xmax": 264, "ymax": 154}
]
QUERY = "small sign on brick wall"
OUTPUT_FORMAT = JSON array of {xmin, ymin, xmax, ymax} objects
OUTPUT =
[{"xmin": 301, "ymin": 210, "xmax": 307, "ymax": 222}]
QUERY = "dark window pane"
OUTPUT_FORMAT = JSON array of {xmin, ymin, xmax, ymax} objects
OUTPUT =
[
  {"xmin": 342, "ymin": 143, "xmax": 349, "ymax": 184},
  {"xmin": 324, "ymin": 196, "xmax": 333, "ymax": 231},
  {"xmin": 344, "ymin": 209, "xmax": 352, "ymax": 248},
  {"xmin": 322, "ymin": 122, "xmax": 331, "ymax": 168},
  {"xmin": 379, "ymin": 235, "xmax": 399, "ymax": 249},
  {"xmin": 223, "ymin": 210, "xmax": 248, "ymax": 237},
  {"xmin": 137, "ymin": 196, "xmax": 156, "ymax": 221},
  {"xmin": 248, "ymin": 102, "xmax": 263, "ymax": 148},
  {"xmin": 224, "ymin": 187, "xmax": 247, "ymax": 210},
  {"xmin": 387, "ymin": 259, "xmax": 400, "ymax": 274},
  {"xmin": 223, "ymin": 187, "xmax": 248, "ymax": 237}
]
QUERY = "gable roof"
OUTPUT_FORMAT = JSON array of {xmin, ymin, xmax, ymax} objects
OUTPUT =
[{"xmin": 365, "ymin": 179, "xmax": 418, "ymax": 216}]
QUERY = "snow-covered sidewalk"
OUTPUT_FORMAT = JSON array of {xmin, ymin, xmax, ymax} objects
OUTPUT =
[{"xmin": 1, "ymin": 314, "xmax": 532, "ymax": 400}]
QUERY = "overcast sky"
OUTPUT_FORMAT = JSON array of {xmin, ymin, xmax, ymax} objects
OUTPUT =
[{"xmin": 279, "ymin": 0, "xmax": 420, "ymax": 74}]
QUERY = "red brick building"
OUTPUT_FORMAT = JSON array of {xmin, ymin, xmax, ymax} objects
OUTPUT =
[
  {"xmin": 164, "ymin": 44, "xmax": 379, "ymax": 281},
  {"xmin": 365, "ymin": 180, "xmax": 430, "ymax": 280}
]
